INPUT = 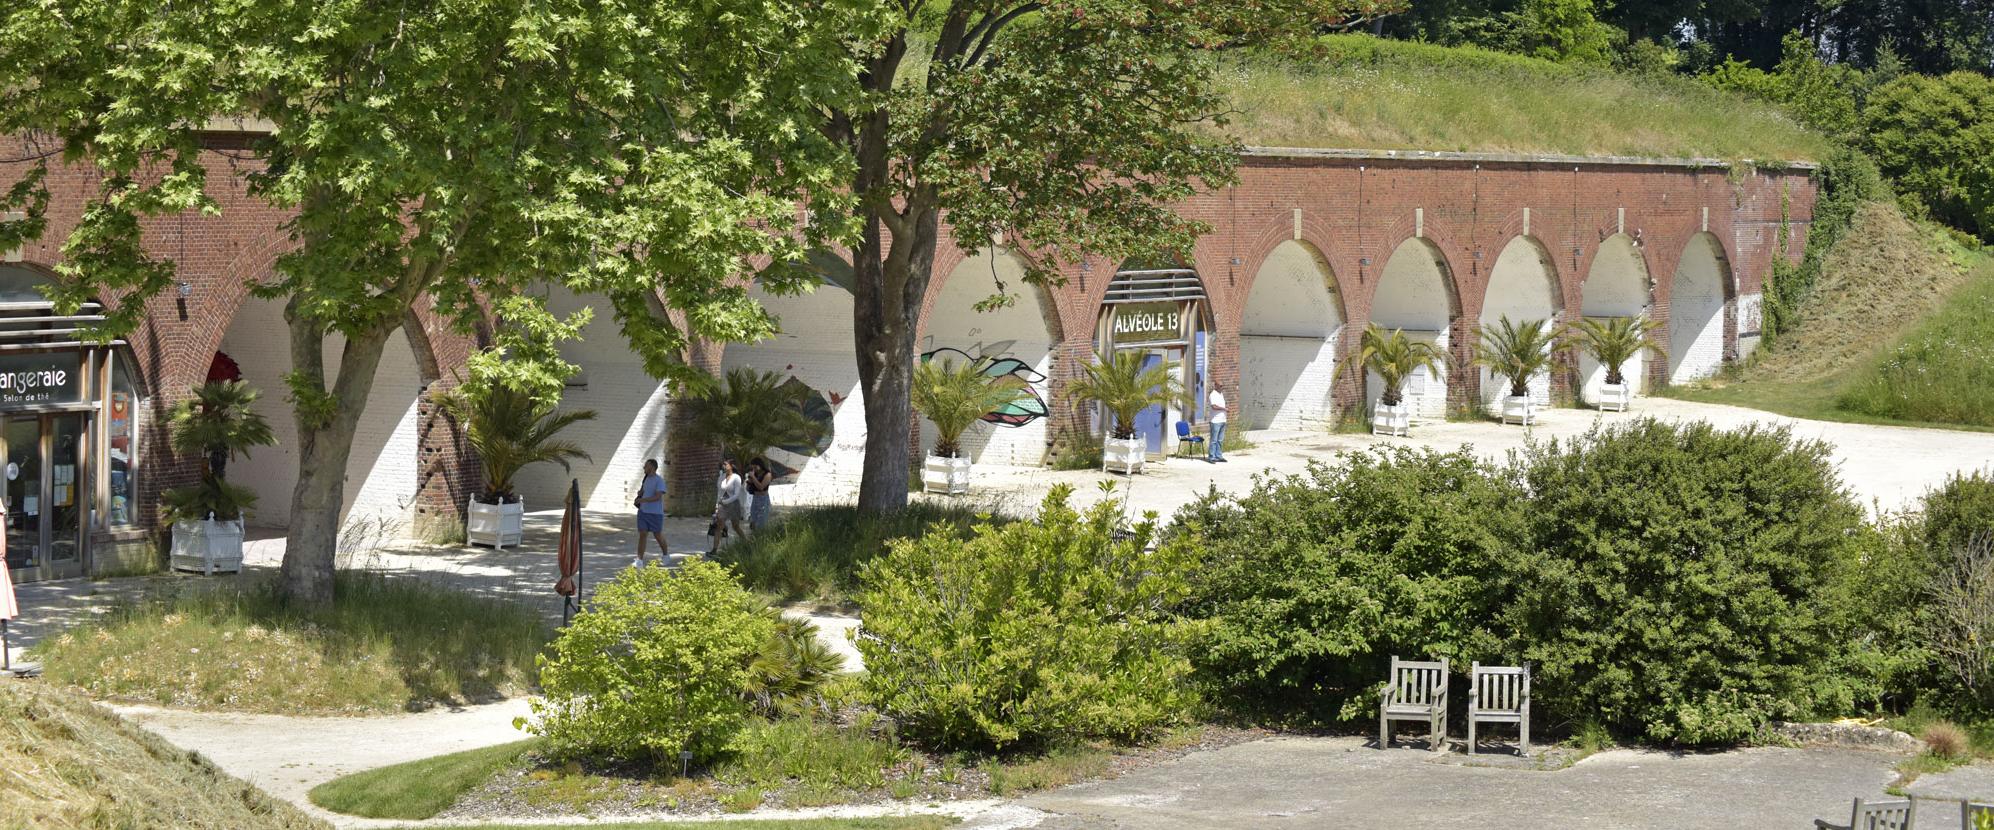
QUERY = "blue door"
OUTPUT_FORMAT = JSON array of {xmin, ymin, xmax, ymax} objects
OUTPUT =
[{"xmin": 1135, "ymin": 352, "xmax": 1166, "ymax": 455}]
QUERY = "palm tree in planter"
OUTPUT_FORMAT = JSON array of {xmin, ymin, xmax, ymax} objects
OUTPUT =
[
  {"xmin": 682, "ymin": 367, "xmax": 825, "ymax": 477},
  {"xmin": 1472, "ymin": 315, "xmax": 1560, "ymax": 426},
  {"xmin": 1567, "ymin": 316, "xmax": 1663, "ymax": 412},
  {"xmin": 441, "ymin": 384, "xmax": 596, "ymax": 548},
  {"xmin": 1342, "ymin": 325, "xmax": 1446, "ymax": 437},
  {"xmin": 910, "ymin": 355, "xmax": 1028, "ymax": 495},
  {"xmin": 162, "ymin": 380, "xmax": 276, "ymax": 574},
  {"xmin": 1067, "ymin": 350, "xmax": 1183, "ymax": 474}
]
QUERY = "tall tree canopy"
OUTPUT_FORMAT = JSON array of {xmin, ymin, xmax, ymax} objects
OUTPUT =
[
  {"xmin": 823, "ymin": 0, "xmax": 1396, "ymax": 514},
  {"xmin": 0, "ymin": 0, "xmax": 875, "ymax": 603}
]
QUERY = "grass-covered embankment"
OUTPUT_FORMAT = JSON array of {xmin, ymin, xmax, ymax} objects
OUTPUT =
[
  {"xmin": 0, "ymin": 682, "xmax": 328, "ymax": 830},
  {"xmin": 1671, "ymin": 202, "xmax": 1994, "ymax": 430},
  {"xmin": 1217, "ymin": 35, "xmax": 1831, "ymax": 161},
  {"xmin": 31, "ymin": 571, "xmax": 550, "ymax": 714}
]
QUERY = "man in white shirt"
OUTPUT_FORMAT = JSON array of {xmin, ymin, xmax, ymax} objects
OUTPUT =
[{"xmin": 1208, "ymin": 386, "xmax": 1228, "ymax": 462}]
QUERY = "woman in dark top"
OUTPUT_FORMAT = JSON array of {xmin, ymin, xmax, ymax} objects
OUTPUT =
[{"xmin": 745, "ymin": 458, "xmax": 775, "ymax": 531}]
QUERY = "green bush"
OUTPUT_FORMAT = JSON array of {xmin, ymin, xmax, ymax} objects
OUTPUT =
[
  {"xmin": 1173, "ymin": 449, "xmax": 1527, "ymax": 726},
  {"xmin": 1921, "ymin": 473, "xmax": 1994, "ymax": 556},
  {"xmin": 854, "ymin": 485, "xmax": 1200, "ymax": 751},
  {"xmin": 1863, "ymin": 71, "xmax": 1994, "ymax": 240},
  {"xmin": 1510, "ymin": 420, "xmax": 1881, "ymax": 744},
  {"xmin": 526, "ymin": 560, "xmax": 775, "ymax": 764},
  {"xmin": 716, "ymin": 501, "xmax": 1005, "ymax": 602}
]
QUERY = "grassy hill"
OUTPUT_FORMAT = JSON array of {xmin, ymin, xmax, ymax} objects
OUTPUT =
[
  {"xmin": 0, "ymin": 682, "xmax": 327, "ymax": 830},
  {"xmin": 1671, "ymin": 201, "xmax": 1994, "ymax": 430},
  {"xmin": 1217, "ymin": 35, "xmax": 1831, "ymax": 162}
]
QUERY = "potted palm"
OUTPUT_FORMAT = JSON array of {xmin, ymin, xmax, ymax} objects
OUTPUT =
[
  {"xmin": 1568, "ymin": 316, "xmax": 1663, "ymax": 412},
  {"xmin": 1472, "ymin": 315, "xmax": 1558, "ymax": 426},
  {"xmin": 1342, "ymin": 324, "xmax": 1446, "ymax": 437},
  {"xmin": 1067, "ymin": 350, "xmax": 1183, "ymax": 474},
  {"xmin": 163, "ymin": 380, "xmax": 276, "ymax": 575},
  {"xmin": 441, "ymin": 383, "xmax": 596, "ymax": 548},
  {"xmin": 911, "ymin": 355, "xmax": 1027, "ymax": 495}
]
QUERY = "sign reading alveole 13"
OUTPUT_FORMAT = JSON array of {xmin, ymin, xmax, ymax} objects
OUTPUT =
[
  {"xmin": 0, "ymin": 351, "xmax": 82, "ymax": 407},
  {"xmin": 1111, "ymin": 301, "xmax": 1184, "ymax": 345}
]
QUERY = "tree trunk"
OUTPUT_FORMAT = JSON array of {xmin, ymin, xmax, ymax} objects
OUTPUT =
[
  {"xmin": 278, "ymin": 311, "xmax": 396, "ymax": 606},
  {"xmin": 852, "ymin": 207, "xmax": 940, "ymax": 515}
]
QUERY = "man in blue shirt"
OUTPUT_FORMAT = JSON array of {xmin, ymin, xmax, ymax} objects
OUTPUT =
[{"xmin": 632, "ymin": 458, "xmax": 668, "ymax": 567}]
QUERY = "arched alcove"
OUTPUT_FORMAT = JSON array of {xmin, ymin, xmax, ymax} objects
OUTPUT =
[
  {"xmin": 216, "ymin": 296, "xmax": 426, "ymax": 531},
  {"xmin": 1367, "ymin": 238, "xmax": 1456, "ymax": 421},
  {"xmin": 1240, "ymin": 241, "xmax": 1344, "ymax": 430},
  {"xmin": 1668, "ymin": 233, "xmax": 1731, "ymax": 384},
  {"xmin": 719, "ymin": 279, "xmax": 860, "ymax": 503},
  {"xmin": 514, "ymin": 287, "xmax": 672, "ymax": 512},
  {"xmin": 1476, "ymin": 236, "xmax": 1560, "ymax": 412},
  {"xmin": 1579, "ymin": 233, "xmax": 1653, "ymax": 402},
  {"xmin": 919, "ymin": 250, "xmax": 1057, "ymax": 467}
]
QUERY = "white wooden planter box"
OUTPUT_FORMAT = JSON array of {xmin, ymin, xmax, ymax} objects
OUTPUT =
[
  {"xmin": 1501, "ymin": 395, "xmax": 1538, "ymax": 426},
  {"xmin": 1597, "ymin": 382, "xmax": 1632, "ymax": 412},
  {"xmin": 1372, "ymin": 403, "xmax": 1411, "ymax": 437},
  {"xmin": 1102, "ymin": 435, "xmax": 1146, "ymax": 474},
  {"xmin": 170, "ymin": 518, "xmax": 243, "ymax": 576},
  {"xmin": 467, "ymin": 498, "xmax": 524, "ymax": 548},
  {"xmin": 921, "ymin": 455, "xmax": 972, "ymax": 495}
]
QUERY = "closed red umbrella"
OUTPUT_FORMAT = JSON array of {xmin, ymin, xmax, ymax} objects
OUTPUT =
[{"xmin": 554, "ymin": 478, "xmax": 583, "ymax": 625}]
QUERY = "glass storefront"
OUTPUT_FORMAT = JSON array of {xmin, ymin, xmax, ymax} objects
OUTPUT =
[{"xmin": 1093, "ymin": 263, "xmax": 1211, "ymax": 455}]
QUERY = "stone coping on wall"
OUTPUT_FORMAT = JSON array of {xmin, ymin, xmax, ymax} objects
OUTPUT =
[{"xmin": 1242, "ymin": 145, "xmax": 1820, "ymax": 172}]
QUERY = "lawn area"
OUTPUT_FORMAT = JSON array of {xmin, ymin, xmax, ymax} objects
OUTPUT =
[
  {"xmin": 309, "ymin": 739, "xmax": 538, "ymax": 819},
  {"xmin": 1216, "ymin": 35, "xmax": 1829, "ymax": 161},
  {"xmin": 385, "ymin": 820, "xmax": 956, "ymax": 830},
  {"xmin": 714, "ymin": 501, "xmax": 1009, "ymax": 603},
  {"xmin": 30, "ymin": 571, "xmax": 549, "ymax": 714}
]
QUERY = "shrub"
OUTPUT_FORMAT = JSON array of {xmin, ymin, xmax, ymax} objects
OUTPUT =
[
  {"xmin": 854, "ymin": 485, "xmax": 1200, "ymax": 751},
  {"xmin": 1922, "ymin": 473, "xmax": 1994, "ymax": 557},
  {"xmin": 716, "ymin": 501, "xmax": 1006, "ymax": 602},
  {"xmin": 1173, "ymin": 449, "xmax": 1527, "ymax": 725},
  {"xmin": 526, "ymin": 560, "xmax": 775, "ymax": 764},
  {"xmin": 1510, "ymin": 419, "xmax": 1880, "ymax": 745},
  {"xmin": 1922, "ymin": 721, "xmax": 1971, "ymax": 760}
]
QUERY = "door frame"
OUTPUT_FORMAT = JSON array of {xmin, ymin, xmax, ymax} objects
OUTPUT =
[{"xmin": 3, "ymin": 411, "xmax": 91, "ymax": 582}]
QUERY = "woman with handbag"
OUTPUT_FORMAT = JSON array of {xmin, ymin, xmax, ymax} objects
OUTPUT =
[{"xmin": 710, "ymin": 459, "xmax": 748, "ymax": 551}]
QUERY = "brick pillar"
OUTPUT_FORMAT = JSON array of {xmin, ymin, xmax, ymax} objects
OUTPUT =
[
  {"xmin": 413, "ymin": 377, "xmax": 479, "ymax": 541},
  {"xmin": 665, "ymin": 338, "xmax": 724, "ymax": 516}
]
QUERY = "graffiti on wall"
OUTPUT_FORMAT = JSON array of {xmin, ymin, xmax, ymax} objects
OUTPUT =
[{"xmin": 918, "ymin": 344, "xmax": 1049, "ymax": 427}]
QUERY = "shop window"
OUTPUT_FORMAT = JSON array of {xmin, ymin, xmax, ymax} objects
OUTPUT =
[{"xmin": 108, "ymin": 353, "xmax": 142, "ymax": 526}]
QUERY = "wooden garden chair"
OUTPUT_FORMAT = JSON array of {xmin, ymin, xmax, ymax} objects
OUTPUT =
[
  {"xmin": 1467, "ymin": 662, "xmax": 1530, "ymax": 755},
  {"xmin": 1964, "ymin": 800, "xmax": 1994, "ymax": 830},
  {"xmin": 1378, "ymin": 655, "xmax": 1448, "ymax": 751},
  {"xmin": 1814, "ymin": 797, "xmax": 1916, "ymax": 830}
]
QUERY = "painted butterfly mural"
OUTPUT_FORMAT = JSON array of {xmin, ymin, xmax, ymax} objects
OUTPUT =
[{"xmin": 919, "ymin": 346, "xmax": 1049, "ymax": 427}]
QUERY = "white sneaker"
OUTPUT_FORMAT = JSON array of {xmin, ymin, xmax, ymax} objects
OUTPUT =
[{"xmin": 630, "ymin": 557, "xmax": 644, "ymax": 569}]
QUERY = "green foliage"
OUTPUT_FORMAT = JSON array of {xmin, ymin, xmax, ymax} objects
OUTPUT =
[
  {"xmin": 1471, "ymin": 316, "xmax": 1558, "ymax": 398},
  {"xmin": 717, "ymin": 717, "xmax": 908, "ymax": 794},
  {"xmin": 309, "ymin": 739, "xmax": 537, "ymax": 820},
  {"xmin": 527, "ymin": 561, "xmax": 776, "ymax": 765},
  {"xmin": 162, "ymin": 380, "xmax": 278, "ymax": 522},
  {"xmin": 1342, "ymin": 324, "xmax": 1446, "ymax": 408},
  {"xmin": 1763, "ymin": 148, "xmax": 1891, "ymax": 344},
  {"xmin": 1512, "ymin": 0, "xmax": 1618, "ymax": 65},
  {"xmin": 683, "ymin": 368, "xmax": 825, "ymax": 467},
  {"xmin": 746, "ymin": 613, "xmax": 847, "ymax": 717},
  {"xmin": 855, "ymin": 486, "xmax": 1200, "ymax": 751},
  {"xmin": 910, "ymin": 355, "xmax": 1026, "ymax": 458},
  {"xmin": 1837, "ymin": 260, "xmax": 1994, "ymax": 426},
  {"xmin": 1863, "ymin": 71, "xmax": 1994, "ymax": 240},
  {"xmin": 715, "ymin": 501, "xmax": 1005, "ymax": 603},
  {"xmin": 31, "ymin": 571, "xmax": 549, "ymax": 714},
  {"xmin": 1707, "ymin": 34, "xmax": 1863, "ymax": 139},
  {"xmin": 1566, "ymin": 316, "xmax": 1662, "ymax": 386},
  {"xmin": 1066, "ymin": 351, "xmax": 1184, "ymax": 440},
  {"xmin": 1173, "ymin": 449, "xmax": 1527, "ymax": 725},
  {"xmin": 1511, "ymin": 420, "xmax": 1881, "ymax": 744},
  {"xmin": 1917, "ymin": 474, "xmax": 1994, "ymax": 712},
  {"xmin": 438, "ymin": 379, "xmax": 595, "ymax": 503}
]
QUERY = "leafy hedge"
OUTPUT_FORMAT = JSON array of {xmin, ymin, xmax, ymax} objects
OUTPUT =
[{"xmin": 1177, "ymin": 419, "xmax": 1899, "ymax": 745}]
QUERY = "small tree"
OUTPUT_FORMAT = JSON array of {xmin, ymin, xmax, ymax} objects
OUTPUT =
[
  {"xmin": 911, "ymin": 355, "xmax": 1027, "ymax": 459},
  {"xmin": 1472, "ymin": 315, "xmax": 1559, "ymax": 399},
  {"xmin": 683, "ymin": 368, "xmax": 824, "ymax": 466},
  {"xmin": 1342, "ymin": 325, "xmax": 1446, "ymax": 408},
  {"xmin": 439, "ymin": 382, "xmax": 595, "ymax": 505},
  {"xmin": 1568, "ymin": 316, "xmax": 1663, "ymax": 386},
  {"xmin": 1067, "ymin": 351, "xmax": 1184, "ymax": 440},
  {"xmin": 161, "ymin": 380, "xmax": 277, "ymax": 523}
]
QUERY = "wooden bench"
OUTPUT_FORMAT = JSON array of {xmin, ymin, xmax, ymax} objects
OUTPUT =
[
  {"xmin": 1378, "ymin": 656, "xmax": 1448, "ymax": 751},
  {"xmin": 1815, "ymin": 797, "xmax": 1916, "ymax": 830},
  {"xmin": 1467, "ymin": 662, "xmax": 1530, "ymax": 755}
]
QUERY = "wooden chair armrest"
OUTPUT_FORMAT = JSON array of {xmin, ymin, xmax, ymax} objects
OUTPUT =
[
  {"xmin": 1812, "ymin": 820, "xmax": 1848, "ymax": 830},
  {"xmin": 1379, "ymin": 684, "xmax": 1398, "ymax": 706}
]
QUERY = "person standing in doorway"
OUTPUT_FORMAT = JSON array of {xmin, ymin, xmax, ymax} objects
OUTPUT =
[
  {"xmin": 632, "ymin": 458, "xmax": 668, "ymax": 568},
  {"xmin": 711, "ymin": 459, "xmax": 748, "ymax": 551},
  {"xmin": 745, "ymin": 458, "xmax": 775, "ymax": 531},
  {"xmin": 1207, "ymin": 384, "xmax": 1228, "ymax": 462}
]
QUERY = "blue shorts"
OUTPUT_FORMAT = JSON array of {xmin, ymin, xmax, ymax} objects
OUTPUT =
[{"xmin": 637, "ymin": 512, "xmax": 664, "ymax": 533}]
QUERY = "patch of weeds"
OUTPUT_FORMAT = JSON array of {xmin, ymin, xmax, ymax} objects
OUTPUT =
[
  {"xmin": 1050, "ymin": 442, "xmax": 1103, "ymax": 471},
  {"xmin": 1889, "ymin": 752, "xmax": 1969, "ymax": 795},
  {"xmin": 718, "ymin": 717, "xmax": 909, "ymax": 793},
  {"xmin": 888, "ymin": 779, "xmax": 919, "ymax": 800},
  {"xmin": 982, "ymin": 745, "xmax": 1115, "ymax": 796},
  {"xmin": 520, "ymin": 763, "xmax": 620, "ymax": 813},
  {"xmin": 1563, "ymin": 721, "xmax": 1614, "ymax": 762},
  {"xmin": 723, "ymin": 788, "xmax": 766, "ymax": 813}
]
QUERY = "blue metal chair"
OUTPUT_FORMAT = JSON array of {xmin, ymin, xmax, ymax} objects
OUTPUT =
[{"xmin": 1175, "ymin": 421, "xmax": 1205, "ymax": 457}]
